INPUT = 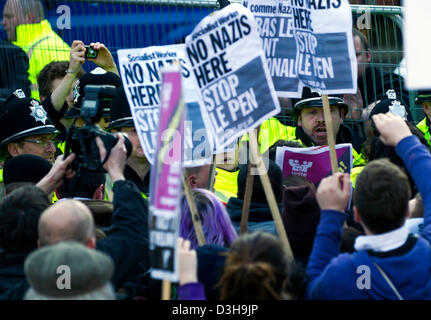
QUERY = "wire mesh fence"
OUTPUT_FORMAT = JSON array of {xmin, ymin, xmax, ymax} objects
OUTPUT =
[{"xmin": 0, "ymin": 0, "xmax": 419, "ymax": 132}]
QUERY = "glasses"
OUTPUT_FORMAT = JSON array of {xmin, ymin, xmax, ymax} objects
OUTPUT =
[{"xmin": 22, "ymin": 138, "xmax": 55, "ymax": 148}]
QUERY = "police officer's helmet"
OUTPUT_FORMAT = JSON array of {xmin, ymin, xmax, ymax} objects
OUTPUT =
[
  {"xmin": 0, "ymin": 90, "xmax": 59, "ymax": 147},
  {"xmin": 65, "ymin": 68, "xmax": 123, "ymax": 119},
  {"xmin": 290, "ymin": 87, "xmax": 349, "ymax": 122}
]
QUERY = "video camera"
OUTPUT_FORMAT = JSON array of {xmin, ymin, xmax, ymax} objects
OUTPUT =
[{"xmin": 64, "ymin": 85, "xmax": 132, "ymax": 173}]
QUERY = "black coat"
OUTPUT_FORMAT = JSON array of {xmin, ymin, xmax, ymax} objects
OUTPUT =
[
  {"xmin": 0, "ymin": 180, "xmax": 149, "ymax": 300},
  {"xmin": 0, "ymin": 41, "xmax": 31, "ymax": 102}
]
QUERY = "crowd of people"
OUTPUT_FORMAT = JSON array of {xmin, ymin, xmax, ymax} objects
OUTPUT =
[{"xmin": 0, "ymin": 0, "xmax": 430, "ymax": 301}]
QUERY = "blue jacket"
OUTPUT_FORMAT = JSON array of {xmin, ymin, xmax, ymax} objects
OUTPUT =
[{"xmin": 306, "ymin": 135, "xmax": 431, "ymax": 300}]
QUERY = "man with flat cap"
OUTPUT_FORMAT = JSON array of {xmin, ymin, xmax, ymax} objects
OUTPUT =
[
  {"xmin": 106, "ymin": 86, "xmax": 150, "ymax": 198},
  {"xmin": 415, "ymin": 90, "xmax": 431, "ymax": 146},
  {"xmin": 243, "ymin": 87, "xmax": 365, "ymax": 167},
  {"xmin": 24, "ymin": 241, "xmax": 115, "ymax": 300}
]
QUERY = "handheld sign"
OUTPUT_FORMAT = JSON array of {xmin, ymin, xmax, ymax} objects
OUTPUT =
[
  {"xmin": 148, "ymin": 64, "xmax": 184, "ymax": 282},
  {"xmin": 185, "ymin": 3, "xmax": 281, "ymax": 150},
  {"xmin": 243, "ymin": 0, "xmax": 357, "ymax": 97},
  {"xmin": 404, "ymin": 0, "xmax": 431, "ymax": 89},
  {"xmin": 118, "ymin": 44, "xmax": 214, "ymax": 167},
  {"xmin": 275, "ymin": 143, "xmax": 353, "ymax": 184}
]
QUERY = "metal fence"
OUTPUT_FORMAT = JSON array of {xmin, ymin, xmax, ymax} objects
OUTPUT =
[{"xmin": 1, "ymin": 0, "xmax": 417, "ymax": 129}]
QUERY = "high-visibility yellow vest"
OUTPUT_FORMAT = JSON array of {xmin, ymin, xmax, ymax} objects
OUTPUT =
[
  {"xmin": 214, "ymin": 168, "xmax": 239, "ymax": 204},
  {"xmin": 13, "ymin": 20, "xmax": 70, "ymax": 100},
  {"xmin": 417, "ymin": 117, "xmax": 431, "ymax": 147}
]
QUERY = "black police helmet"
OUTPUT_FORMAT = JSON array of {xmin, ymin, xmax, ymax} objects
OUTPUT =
[
  {"xmin": 290, "ymin": 87, "xmax": 349, "ymax": 122},
  {"xmin": 65, "ymin": 68, "xmax": 122, "ymax": 119},
  {"xmin": 106, "ymin": 86, "xmax": 134, "ymax": 131}
]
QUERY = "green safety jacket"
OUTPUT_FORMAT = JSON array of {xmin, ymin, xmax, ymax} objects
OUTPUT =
[
  {"xmin": 214, "ymin": 167, "xmax": 239, "ymax": 205},
  {"xmin": 416, "ymin": 117, "xmax": 431, "ymax": 147},
  {"xmin": 13, "ymin": 20, "xmax": 70, "ymax": 100}
]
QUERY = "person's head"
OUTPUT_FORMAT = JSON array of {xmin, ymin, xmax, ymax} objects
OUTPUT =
[
  {"xmin": 364, "ymin": 120, "xmax": 427, "ymax": 195},
  {"xmin": 0, "ymin": 92, "xmax": 58, "ymax": 163},
  {"xmin": 186, "ymin": 164, "xmax": 213, "ymax": 189},
  {"xmin": 0, "ymin": 185, "xmax": 50, "ymax": 253},
  {"xmin": 65, "ymin": 68, "xmax": 122, "ymax": 130},
  {"xmin": 24, "ymin": 240, "xmax": 115, "ymax": 300},
  {"xmin": 3, "ymin": 154, "xmax": 52, "ymax": 194},
  {"xmin": 237, "ymin": 159, "xmax": 283, "ymax": 204},
  {"xmin": 353, "ymin": 159, "xmax": 411, "ymax": 235},
  {"xmin": 57, "ymin": 171, "xmax": 106, "ymax": 200},
  {"xmin": 180, "ymin": 188, "xmax": 237, "ymax": 249},
  {"xmin": 37, "ymin": 61, "xmax": 85, "ymax": 103},
  {"xmin": 353, "ymin": 28, "xmax": 371, "ymax": 79},
  {"xmin": 1, "ymin": 0, "xmax": 44, "ymax": 41},
  {"xmin": 415, "ymin": 90, "xmax": 431, "ymax": 121},
  {"xmin": 38, "ymin": 199, "xmax": 96, "ymax": 249},
  {"xmin": 215, "ymin": 140, "xmax": 240, "ymax": 172},
  {"xmin": 292, "ymin": 87, "xmax": 348, "ymax": 146},
  {"xmin": 218, "ymin": 231, "xmax": 295, "ymax": 300}
]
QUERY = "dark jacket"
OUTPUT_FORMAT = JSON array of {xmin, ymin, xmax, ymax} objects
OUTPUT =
[
  {"xmin": 0, "ymin": 179, "xmax": 149, "ymax": 300},
  {"xmin": 124, "ymin": 165, "xmax": 150, "ymax": 197},
  {"xmin": 0, "ymin": 41, "xmax": 31, "ymax": 102},
  {"xmin": 358, "ymin": 66, "xmax": 412, "ymax": 119},
  {"xmin": 226, "ymin": 197, "xmax": 282, "ymax": 235}
]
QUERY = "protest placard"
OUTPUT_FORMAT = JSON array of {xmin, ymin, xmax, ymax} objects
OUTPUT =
[
  {"xmin": 117, "ymin": 44, "xmax": 214, "ymax": 167},
  {"xmin": 275, "ymin": 143, "xmax": 353, "ymax": 184},
  {"xmin": 148, "ymin": 64, "xmax": 184, "ymax": 282},
  {"xmin": 185, "ymin": 3, "xmax": 281, "ymax": 150},
  {"xmin": 404, "ymin": 0, "xmax": 431, "ymax": 89},
  {"xmin": 242, "ymin": 0, "xmax": 357, "ymax": 97}
]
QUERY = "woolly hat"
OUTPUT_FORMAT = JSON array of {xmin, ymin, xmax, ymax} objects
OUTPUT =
[
  {"xmin": 3, "ymin": 154, "xmax": 52, "ymax": 186},
  {"xmin": 237, "ymin": 159, "xmax": 283, "ymax": 203},
  {"xmin": 24, "ymin": 241, "xmax": 114, "ymax": 298},
  {"xmin": 281, "ymin": 185, "xmax": 321, "ymax": 263}
]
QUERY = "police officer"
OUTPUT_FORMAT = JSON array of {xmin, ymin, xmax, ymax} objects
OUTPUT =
[
  {"xmin": 0, "ymin": 89, "xmax": 59, "ymax": 163},
  {"xmin": 106, "ymin": 86, "xmax": 150, "ymax": 198},
  {"xmin": 243, "ymin": 87, "xmax": 366, "ymax": 167},
  {"xmin": 0, "ymin": 89, "xmax": 59, "ymax": 199},
  {"xmin": 415, "ymin": 90, "xmax": 431, "ymax": 146}
]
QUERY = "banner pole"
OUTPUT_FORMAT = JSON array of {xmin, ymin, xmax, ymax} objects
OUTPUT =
[
  {"xmin": 248, "ymin": 130, "xmax": 294, "ymax": 259},
  {"xmin": 207, "ymin": 154, "xmax": 216, "ymax": 192},
  {"xmin": 183, "ymin": 174, "xmax": 206, "ymax": 246},
  {"xmin": 239, "ymin": 133, "xmax": 255, "ymax": 234},
  {"xmin": 322, "ymin": 95, "xmax": 339, "ymax": 174},
  {"xmin": 161, "ymin": 280, "xmax": 171, "ymax": 300}
]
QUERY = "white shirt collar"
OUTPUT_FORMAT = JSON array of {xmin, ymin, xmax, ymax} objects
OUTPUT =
[{"xmin": 354, "ymin": 223, "xmax": 410, "ymax": 252}]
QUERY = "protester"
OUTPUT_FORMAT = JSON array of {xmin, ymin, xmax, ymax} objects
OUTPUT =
[
  {"xmin": 180, "ymin": 188, "xmax": 237, "ymax": 249},
  {"xmin": 1, "ymin": 0, "xmax": 70, "ymax": 100},
  {"xmin": 226, "ymin": 160, "xmax": 283, "ymax": 235},
  {"xmin": 24, "ymin": 240, "xmax": 115, "ymax": 300},
  {"xmin": 307, "ymin": 113, "xmax": 431, "ymax": 299},
  {"xmin": 178, "ymin": 232, "xmax": 304, "ymax": 300}
]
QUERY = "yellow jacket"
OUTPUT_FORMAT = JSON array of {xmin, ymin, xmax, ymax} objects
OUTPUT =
[{"xmin": 13, "ymin": 20, "xmax": 70, "ymax": 100}]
